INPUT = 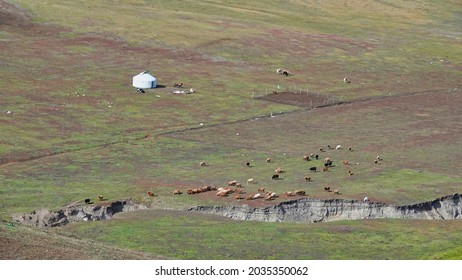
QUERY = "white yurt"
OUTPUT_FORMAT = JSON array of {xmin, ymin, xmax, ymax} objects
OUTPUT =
[{"xmin": 132, "ymin": 71, "xmax": 156, "ymax": 89}]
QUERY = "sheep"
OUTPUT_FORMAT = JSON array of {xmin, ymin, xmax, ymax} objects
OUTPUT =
[
  {"xmin": 253, "ymin": 193, "xmax": 262, "ymax": 199},
  {"xmin": 322, "ymin": 166, "xmax": 329, "ymax": 172},
  {"xmin": 272, "ymin": 174, "xmax": 279, "ymax": 180},
  {"xmin": 275, "ymin": 167, "xmax": 284, "ymax": 173},
  {"xmin": 374, "ymin": 160, "xmax": 378, "ymax": 164},
  {"xmin": 309, "ymin": 167, "xmax": 317, "ymax": 172},
  {"xmin": 285, "ymin": 191, "xmax": 295, "ymax": 197},
  {"xmin": 266, "ymin": 158, "xmax": 272, "ymax": 163},
  {"xmin": 295, "ymin": 190, "xmax": 306, "ymax": 196},
  {"xmin": 234, "ymin": 188, "xmax": 243, "ymax": 194},
  {"xmin": 246, "ymin": 195, "xmax": 254, "ymax": 200},
  {"xmin": 324, "ymin": 157, "xmax": 332, "ymax": 163},
  {"xmin": 137, "ymin": 88, "xmax": 145, "ymax": 93},
  {"xmin": 97, "ymin": 195, "xmax": 104, "ymax": 201},
  {"xmin": 257, "ymin": 187, "xmax": 266, "ymax": 193},
  {"xmin": 377, "ymin": 156, "xmax": 383, "ymax": 161},
  {"xmin": 227, "ymin": 180, "xmax": 237, "ymax": 186},
  {"xmin": 327, "ymin": 145, "xmax": 333, "ymax": 150},
  {"xmin": 199, "ymin": 161, "xmax": 207, "ymax": 167},
  {"xmin": 348, "ymin": 147, "xmax": 353, "ymax": 151},
  {"xmin": 147, "ymin": 191, "xmax": 155, "ymax": 197},
  {"xmin": 174, "ymin": 83, "xmax": 183, "ymax": 88},
  {"xmin": 343, "ymin": 160, "xmax": 349, "ymax": 165},
  {"xmin": 363, "ymin": 197, "xmax": 369, "ymax": 203},
  {"xmin": 343, "ymin": 77, "xmax": 351, "ymax": 83},
  {"xmin": 277, "ymin": 68, "xmax": 291, "ymax": 76},
  {"xmin": 303, "ymin": 155, "xmax": 310, "ymax": 161},
  {"xmin": 200, "ymin": 186, "xmax": 211, "ymax": 192},
  {"xmin": 319, "ymin": 147, "xmax": 325, "ymax": 152},
  {"xmin": 333, "ymin": 190, "xmax": 340, "ymax": 195},
  {"xmin": 324, "ymin": 186, "xmax": 331, "ymax": 192},
  {"xmin": 304, "ymin": 176, "xmax": 311, "ymax": 182},
  {"xmin": 217, "ymin": 191, "xmax": 228, "ymax": 197},
  {"xmin": 247, "ymin": 178, "xmax": 255, "ymax": 185},
  {"xmin": 234, "ymin": 195, "xmax": 243, "ymax": 200},
  {"xmin": 336, "ymin": 145, "xmax": 342, "ymax": 150},
  {"xmin": 246, "ymin": 162, "xmax": 251, "ymax": 167},
  {"xmin": 348, "ymin": 169, "xmax": 353, "ymax": 176},
  {"xmin": 173, "ymin": 189, "xmax": 182, "ymax": 195},
  {"xmin": 84, "ymin": 198, "xmax": 91, "ymax": 204}
]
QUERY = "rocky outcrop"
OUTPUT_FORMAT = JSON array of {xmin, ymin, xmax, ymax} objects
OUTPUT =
[
  {"xmin": 12, "ymin": 200, "xmax": 146, "ymax": 227},
  {"xmin": 186, "ymin": 193, "xmax": 462, "ymax": 223}
]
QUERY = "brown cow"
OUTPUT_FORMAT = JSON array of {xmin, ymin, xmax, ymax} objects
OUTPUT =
[
  {"xmin": 304, "ymin": 176, "xmax": 311, "ymax": 182},
  {"xmin": 147, "ymin": 191, "xmax": 155, "ymax": 197},
  {"xmin": 257, "ymin": 187, "xmax": 266, "ymax": 192},
  {"xmin": 173, "ymin": 189, "xmax": 182, "ymax": 195},
  {"xmin": 333, "ymin": 190, "xmax": 340, "ymax": 194}
]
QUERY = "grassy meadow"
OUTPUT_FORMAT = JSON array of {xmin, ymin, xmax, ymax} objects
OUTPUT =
[{"xmin": 1, "ymin": 0, "xmax": 462, "ymax": 259}]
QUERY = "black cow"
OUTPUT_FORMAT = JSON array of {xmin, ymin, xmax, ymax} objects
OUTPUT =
[
  {"xmin": 137, "ymin": 88, "xmax": 145, "ymax": 93},
  {"xmin": 309, "ymin": 167, "xmax": 317, "ymax": 172},
  {"xmin": 84, "ymin": 198, "xmax": 91, "ymax": 204},
  {"xmin": 272, "ymin": 174, "xmax": 279, "ymax": 180}
]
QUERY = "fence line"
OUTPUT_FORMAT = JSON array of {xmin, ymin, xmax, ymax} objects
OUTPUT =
[{"xmin": 251, "ymin": 85, "xmax": 344, "ymax": 108}]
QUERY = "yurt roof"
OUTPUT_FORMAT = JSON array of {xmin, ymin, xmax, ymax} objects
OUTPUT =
[{"xmin": 133, "ymin": 71, "xmax": 156, "ymax": 82}]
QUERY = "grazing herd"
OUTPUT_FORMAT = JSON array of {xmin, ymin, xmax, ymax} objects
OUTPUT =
[{"xmin": 84, "ymin": 146, "xmax": 382, "ymax": 206}]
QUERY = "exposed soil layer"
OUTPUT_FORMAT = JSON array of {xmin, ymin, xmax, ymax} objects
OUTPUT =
[
  {"xmin": 187, "ymin": 193, "xmax": 462, "ymax": 223},
  {"xmin": 12, "ymin": 194, "xmax": 462, "ymax": 228}
]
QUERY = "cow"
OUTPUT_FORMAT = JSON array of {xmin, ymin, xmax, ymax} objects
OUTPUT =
[
  {"xmin": 322, "ymin": 166, "xmax": 329, "ymax": 172},
  {"xmin": 303, "ymin": 155, "xmax": 310, "ymax": 161},
  {"xmin": 257, "ymin": 187, "xmax": 266, "ymax": 193},
  {"xmin": 247, "ymin": 178, "xmax": 255, "ymax": 185},
  {"xmin": 199, "ymin": 161, "xmax": 207, "ymax": 167},
  {"xmin": 97, "ymin": 195, "xmax": 104, "ymax": 201},
  {"xmin": 333, "ymin": 190, "xmax": 340, "ymax": 195},
  {"xmin": 84, "ymin": 198, "xmax": 91, "ymax": 204},
  {"xmin": 304, "ymin": 176, "xmax": 311, "ymax": 182},
  {"xmin": 137, "ymin": 88, "xmax": 145, "ymax": 94},
  {"xmin": 174, "ymin": 83, "xmax": 183, "ymax": 88},
  {"xmin": 275, "ymin": 167, "xmax": 284, "ymax": 173},
  {"xmin": 266, "ymin": 158, "xmax": 272, "ymax": 163},
  {"xmin": 272, "ymin": 174, "xmax": 279, "ymax": 180},
  {"xmin": 173, "ymin": 189, "xmax": 182, "ymax": 195},
  {"xmin": 364, "ymin": 197, "xmax": 369, "ymax": 203},
  {"xmin": 324, "ymin": 186, "xmax": 331, "ymax": 192},
  {"xmin": 147, "ymin": 191, "xmax": 155, "ymax": 197},
  {"xmin": 309, "ymin": 167, "xmax": 317, "ymax": 172}
]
